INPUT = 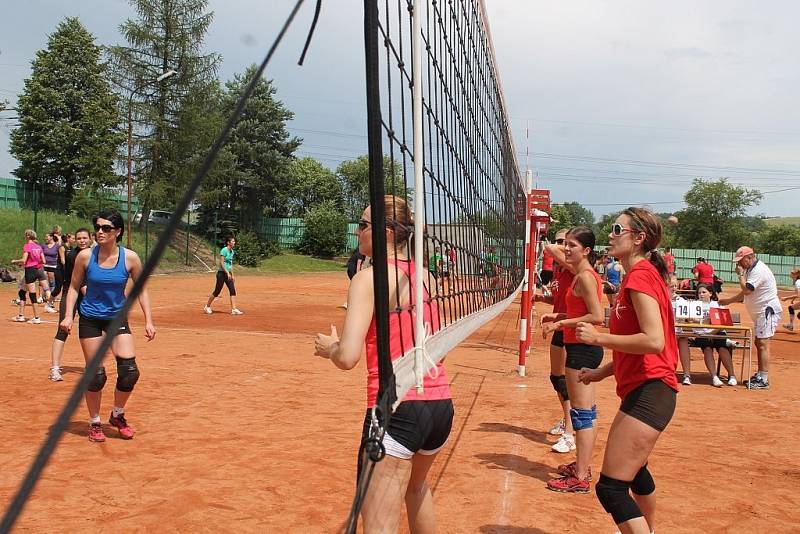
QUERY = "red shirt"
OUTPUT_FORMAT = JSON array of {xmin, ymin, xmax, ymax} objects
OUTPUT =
[
  {"xmin": 693, "ymin": 262, "xmax": 714, "ymax": 284},
  {"xmin": 609, "ymin": 260, "xmax": 679, "ymax": 399},
  {"xmin": 563, "ymin": 269, "xmax": 603, "ymax": 344},
  {"xmin": 551, "ymin": 264, "xmax": 574, "ymax": 314},
  {"xmin": 663, "ymin": 253, "xmax": 675, "ymax": 274},
  {"xmin": 541, "ymin": 249, "xmax": 554, "ymax": 271}
]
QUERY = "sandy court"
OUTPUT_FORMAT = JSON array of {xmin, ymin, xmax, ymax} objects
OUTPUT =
[{"xmin": 1, "ymin": 271, "xmax": 799, "ymax": 533}]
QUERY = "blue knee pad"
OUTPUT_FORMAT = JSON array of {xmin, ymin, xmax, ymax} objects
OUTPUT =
[
  {"xmin": 570, "ymin": 407, "xmax": 595, "ymax": 431},
  {"xmin": 596, "ymin": 474, "xmax": 642, "ymax": 525},
  {"xmin": 591, "ymin": 404, "xmax": 598, "ymax": 420}
]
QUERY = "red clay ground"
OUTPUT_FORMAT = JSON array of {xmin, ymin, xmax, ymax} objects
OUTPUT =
[{"xmin": 1, "ymin": 272, "xmax": 799, "ymax": 533}]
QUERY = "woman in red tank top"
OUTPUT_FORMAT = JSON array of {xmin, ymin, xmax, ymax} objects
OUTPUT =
[
  {"xmin": 314, "ymin": 195, "xmax": 453, "ymax": 533},
  {"xmin": 540, "ymin": 226, "xmax": 605, "ymax": 493},
  {"xmin": 575, "ymin": 207, "xmax": 678, "ymax": 534}
]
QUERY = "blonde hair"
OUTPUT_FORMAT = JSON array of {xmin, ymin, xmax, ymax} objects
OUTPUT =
[{"xmin": 24, "ymin": 229, "xmax": 37, "ymax": 241}]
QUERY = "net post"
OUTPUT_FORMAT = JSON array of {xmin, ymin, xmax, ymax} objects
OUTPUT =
[
  {"xmin": 518, "ymin": 170, "xmax": 534, "ymax": 376},
  {"xmin": 411, "ymin": 0, "xmax": 426, "ymax": 394}
]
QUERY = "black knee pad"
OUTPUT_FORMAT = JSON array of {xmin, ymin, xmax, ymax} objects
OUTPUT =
[
  {"xmin": 631, "ymin": 463, "xmax": 655, "ymax": 496},
  {"xmin": 19, "ymin": 289, "xmax": 26, "ymax": 301},
  {"xmin": 115, "ymin": 356, "xmax": 140, "ymax": 392},
  {"xmin": 596, "ymin": 474, "xmax": 642, "ymax": 525},
  {"xmin": 789, "ymin": 305, "xmax": 795, "ymax": 315},
  {"xmin": 87, "ymin": 367, "xmax": 107, "ymax": 392},
  {"xmin": 29, "ymin": 292, "xmax": 38, "ymax": 303},
  {"xmin": 549, "ymin": 374, "xmax": 569, "ymax": 401}
]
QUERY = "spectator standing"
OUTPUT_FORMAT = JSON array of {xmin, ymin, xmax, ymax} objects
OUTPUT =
[
  {"xmin": 692, "ymin": 257, "xmax": 715, "ymax": 289},
  {"xmin": 719, "ymin": 247, "xmax": 781, "ymax": 389},
  {"xmin": 783, "ymin": 267, "xmax": 800, "ymax": 331}
]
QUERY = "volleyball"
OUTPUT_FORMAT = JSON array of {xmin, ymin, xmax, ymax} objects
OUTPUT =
[{"xmin": 668, "ymin": 215, "xmax": 679, "ymax": 225}]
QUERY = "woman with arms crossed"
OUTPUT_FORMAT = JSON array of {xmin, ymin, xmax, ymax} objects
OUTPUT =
[
  {"xmin": 60, "ymin": 210, "xmax": 156, "ymax": 442},
  {"xmin": 575, "ymin": 207, "xmax": 678, "ymax": 534}
]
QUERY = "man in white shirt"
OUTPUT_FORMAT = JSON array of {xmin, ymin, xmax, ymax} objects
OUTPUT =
[{"xmin": 719, "ymin": 246, "xmax": 781, "ymax": 389}]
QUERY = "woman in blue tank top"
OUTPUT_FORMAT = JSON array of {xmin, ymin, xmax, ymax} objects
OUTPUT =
[{"xmin": 60, "ymin": 209, "xmax": 156, "ymax": 443}]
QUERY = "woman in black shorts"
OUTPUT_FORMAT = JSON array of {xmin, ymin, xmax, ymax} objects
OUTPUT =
[
  {"xmin": 61, "ymin": 210, "xmax": 156, "ymax": 442},
  {"xmin": 541, "ymin": 226, "xmax": 605, "ymax": 493},
  {"xmin": 11, "ymin": 229, "xmax": 46, "ymax": 324},
  {"xmin": 576, "ymin": 207, "xmax": 679, "ymax": 534}
]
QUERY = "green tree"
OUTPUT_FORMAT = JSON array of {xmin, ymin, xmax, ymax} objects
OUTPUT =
[
  {"xmin": 336, "ymin": 155, "xmax": 410, "ymax": 220},
  {"xmin": 287, "ymin": 157, "xmax": 343, "ymax": 217},
  {"xmin": 108, "ymin": 0, "xmax": 220, "ymax": 222},
  {"xmin": 594, "ymin": 212, "xmax": 618, "ymax": 245},
  {"xmin": 10, "ymin": 17, "xmax": 123, "ymax": 204},
  {"xmin": 757, "ymin": 225, "xmax": 800, "ymax": 257},
  {"xmin": 299, "ymin": 201, "xmax": 348, "ymax": 258},
  {"xmin": 675, "ymin": 178, "xmax": 763, "ymax": 251}
]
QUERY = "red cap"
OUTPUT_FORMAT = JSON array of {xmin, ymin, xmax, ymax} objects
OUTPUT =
[{"xmin": 733, "ymin": 246, "xmax": 754, "ymax": 262}]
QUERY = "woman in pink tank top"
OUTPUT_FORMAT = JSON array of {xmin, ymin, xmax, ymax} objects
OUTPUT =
[{"xmin": 315, "ymin": 195, "xmax": 453, "ymax": 533}]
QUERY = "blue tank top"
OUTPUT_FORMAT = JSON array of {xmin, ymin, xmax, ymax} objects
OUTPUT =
[
  {"xmin": 606, "ymin": 262, "xmax": 621, "ymax": 285},
  {"xmin": 80, "ymin": 246, "xmax": 129, "ymax": 319}
]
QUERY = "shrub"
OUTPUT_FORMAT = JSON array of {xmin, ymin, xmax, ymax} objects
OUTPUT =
[
  {"xmin": 69, "ymin": 190, "xmax": 119, "ymax": 219},
  {"xmin": 299, "ymin": 202, "xmax": 348, "ymax": 258},
  {"xmin": 231, "ymin": 230, "xmax": 264, "ymax": 267}
]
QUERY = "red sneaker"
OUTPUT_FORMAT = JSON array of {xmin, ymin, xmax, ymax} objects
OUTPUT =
[
  {"xmin": 109, "ymin": 413, "xmax": 135, "ymax": 439},
  {"xmin": 557, "ymin": 461, "xmax": 592, "ymax": 481},
  {"xmin": 547, "ymin": 475, "xmax": 590, "ymax": 493},
  {"xmin": 88, "ymin": 422, "xmax": 106, "ymax": 442}
]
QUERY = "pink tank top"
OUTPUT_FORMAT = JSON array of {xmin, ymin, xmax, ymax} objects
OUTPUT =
[{"xmin": 365, "ymin": 259, "xmax": 451, "ymax": 407}]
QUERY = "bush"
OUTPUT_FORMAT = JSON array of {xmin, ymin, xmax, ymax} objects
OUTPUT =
[
  {"xmin": 299, "ymin": 202, "xmax": 348, "ymax": 258},
  {"xmin": 69, "ymin": 190, "xmax": 119, "ymax": 219},
  {"xmin": 232, "ymin": 230, "xmax": 264, "ymax": 267}
]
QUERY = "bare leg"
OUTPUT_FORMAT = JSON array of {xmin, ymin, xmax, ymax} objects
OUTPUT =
[
  {"xmin": 632, "ymin": 492, "xmax": 656, "ymax": 533},
  {"xmin": 51, "ymin": 339, "xmax": 65, "ymax": 369},
  {"xmin": 755, "ymin": 338, "xmax": 770, "ymax": 373},
  {"xmin": 205, "ymin": 294, "xmax": 215, "ymax": 307},
  {"xmin": 361, "ymin": 454, "xmax": 412, "ymax": 534},
  {"xmin": 405, "ymin": 452, "xmax": 439, "ymax": 534},
  {"xmin": 565, "ymin": 368, "xmax": 596, "ymax": 480},
  {"xmin": 717, "ymin": 347, "xmax": 735, "ymax": 378},
  {"xmin": 79, "ymin": 336, "xmax": 105, "ymax": 419},
  {"xmin": 702, "ymin": 347, "xmax": 718, "ymax": 377},
  {"xmin": 230, "ymin": 295, "xmax": 238, "ymax": 311},
  {"xmin": 111, "ymin": 334, "xmax": 137, "ymax": 410},
  {"xmin": 677, "ymin": 338, "xmax": 691, "ymax": 378},
  {"xmin": 550, "ymin": 345, "xmax": 573, "ymax": 435}
]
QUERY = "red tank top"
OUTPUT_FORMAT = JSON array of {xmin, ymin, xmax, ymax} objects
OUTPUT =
[
  {"xmin": 365, "ymin": 259, "xmax": 451, "ymax": 407},
  {"xmin": 551, "ymin": 265, "xmax": 574, "ymax": 314},
  {"xmin": 563, "ymin": 268, "xmax": 603, "ymax": 344}
]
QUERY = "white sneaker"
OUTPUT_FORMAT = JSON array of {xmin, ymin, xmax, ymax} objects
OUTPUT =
[
  {"xmin": 49, "ymin": 367, "xmax": 63, "ymax": 382},
  {"xmin": 548, "ymin": 418, "xmax": 566, "ymax": 436},
  {"xmin": 727, "ymin": 376, "xmax": 738, "ymax": 386},
  {"xmin": 231, "ymin": 308, "xmax": 244, "ymax": 315},
  {"xmin": 551, "ymin": 434, "xmax": 576, "ymax": 453},
  {"xmin": 44, "ymin": 304, "xmax": 57, "ymax": 313},
  {"xmin": 29, "ymin": 317, "xmax": 41, "ymax": 324},
  {"xmin": 682, "ymin": 374, "xmax": 692, "ymax": 386},
  {"xmin": 337, "ymin": 302, "xmax": 348, "ymax": 309},
  {"xmin": 36, "ymin": 297, "xmax": 44, "ymax": 304},
  {"xmin": 203, "ymin": 305, "xmax": 213, "ymax": 315},
  {"xmin": 711, "ymin": 375, "xmax": 723, "ymax": 388},
  {"xmin": 13, "ymin": 315, "xmax": 26, "ymax": 322},
  {"xmin": 11, "ymin": 298, "xmax": 20, "ymax": 305}
]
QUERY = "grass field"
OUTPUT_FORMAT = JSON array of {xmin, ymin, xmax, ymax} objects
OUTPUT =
[{"xmin": 764, "ymin": 216, "xmax": 800, "ymax": 227}]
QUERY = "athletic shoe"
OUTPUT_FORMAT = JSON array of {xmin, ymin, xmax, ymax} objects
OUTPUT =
[
  {"xmin": 44, "ymin": 304, "xmax": 57, "ymax": 313},
  {"xmin": 548, "ymin": 418, "xmax": 566, "ymax": 436},
  {"xmin": 727, "ymin": 376, "xmax": 738, "ymax": 386},
  {"xmin": 88, "ymin": 422, "xmax": 106, "ymax": 442},
  {"xmin": 203, "ymin": 305, "xmax": 213, "ymax": 315},
  {"xmin": 711, "ymin": 375, "xmax": 723, "ymax": 388},
  {"xmin": 682, "ymin": 374, "xmax": 692, "ymax": 386},
  {"xmin": 546, "ymin": 475, "xmax": 590, "ymax": 493},
  {"xmin": 551, "ymin": 434, "xmax": 576, "ymax": 453},
  {"xmin": 231, "ymin": 308, "xmax": 244, "ymax": 315},
  {"xmin": 109, "ymin": 413, "xmax": 135, "ymax": 439},
  {"xmin": 49, "ymin": 367, "xmax": 63, "ymax": 382},
  {"xmin": 784, "ymin": 323, "xmax": 794, "ymax": 331},
  {"xmin": 557, "ymin": 461, "xmax": 593, "ymax": 481},
  {"xmin": 744, "ymin": 376, "xmax": 769, "ymax": 390},
  {"xmin": 36, "ymin": 297, "xmax": 44, "ymax": 304},
  {"xmin": 13, "ymin": 315, "xmax": 26, "ymax": 322},
  {"xmin": 29, "ymin": 317, "xmax": 41, "ymax": 324},
  {"xmin": 11, "ymin": 298, "xmax": 20, "ymax": 305}
]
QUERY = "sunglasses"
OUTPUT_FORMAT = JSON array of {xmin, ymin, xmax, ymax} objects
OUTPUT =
[
  {"xmin": 611, "ymin": 223, "xmax": 638, "ymax": 236},
  {"xmin": 94, "ymin": 224, "xmax": 117, "ymax": 233},
  {"xmin": 554, "ymin": 238, "xmax": 565, "ymax": 245}
]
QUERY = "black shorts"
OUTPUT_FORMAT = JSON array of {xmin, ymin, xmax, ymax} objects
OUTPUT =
[
  {"xmin": 620, "ymin": 379, "xmax": 676, "ymax": 432},
  {"xmin": 44, "ymin": 266, "xmax": 57, "ymax": 274},
  {"xmin": 603, "ymin": 281, "xmax": 620, "ymax": 295},
  {"xmin": 540, "ymin": 270, "xmax": 553, "ymax": 285},
  {"xmin": 689, "ymin": 337, "xmax": 727, "ymax": 349},
  {"xmin": 24, "ymin": 267, "xmax": 40, "ymax": 284},
  {"xmin": 360, "ymin": 399, "xmax": 453, "ymax": 460},
  {"xmin": 565, "ymin": 343, "xmax": 604, "ymax": 370},
  {"xmin": 79, "ymin": 315, "xmax": 131, "ymax": 339},
  {"xmin": 550, "ymin": 330, "xmax": 565, "ymax": 348}
]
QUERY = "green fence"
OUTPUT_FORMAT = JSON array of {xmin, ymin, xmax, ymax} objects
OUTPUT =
[
  {"xmin": 255, "ymin": 218, "xmax": 359, "ymax": 253},
  {"xmin": 671, "ymin": 248, "xmax": 799, "ymax": 288},
  {"xmin": 0, "ymin": 177, "xmax": 139, "ymax": 218}
]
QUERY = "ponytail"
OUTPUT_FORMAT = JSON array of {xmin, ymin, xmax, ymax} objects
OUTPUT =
[{"xmin": 647, "ymin": 249, "xmax": 669, "ymax": 284}]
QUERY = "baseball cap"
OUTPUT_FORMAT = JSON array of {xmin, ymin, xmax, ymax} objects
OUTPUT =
[{"xmin": 733, "ymin": 246, "xmax": 754, "ymax": 263}]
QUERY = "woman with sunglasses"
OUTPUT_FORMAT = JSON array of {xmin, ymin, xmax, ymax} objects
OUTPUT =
[
  {"xmin": 204, "ymin": 236, "xmax": 242, "ymax": 315},
  {"xmin": 60, "ymin": 209, "xmax": 156, "ymax": 442},
  {"xmin": 314, "ymin": 196, "xmax": 452, "ymax": 533},
  {"xmin": 541, "ymin": 227, "xmax": 605, "ymax": 492},
  {"xmin": 575, "ymin": 208, "xmax": 678, "ymax": 534}
]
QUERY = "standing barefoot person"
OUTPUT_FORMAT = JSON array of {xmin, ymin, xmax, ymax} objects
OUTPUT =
[
  {"xmin": 575, "ymin": 207, "xmax": 678, "ymax": 534},
  {"xmin": 60, "ymin": 210, "xmax": 156, "ymax": 442}
]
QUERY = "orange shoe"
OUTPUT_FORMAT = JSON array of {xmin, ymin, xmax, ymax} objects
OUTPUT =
[{"xmin": 88, "ymin": 422, "xmax": 106, "ymax": 442}]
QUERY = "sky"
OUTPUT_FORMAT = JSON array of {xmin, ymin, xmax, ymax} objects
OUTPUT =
[{"xmin": 1, "ymin": 0, "xmax": 798, "ymax": 219}]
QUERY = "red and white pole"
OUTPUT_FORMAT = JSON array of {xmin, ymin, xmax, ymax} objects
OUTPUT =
[{"xmin": 518, "ymin": 170, "xmax": 535, "ymax": 376}]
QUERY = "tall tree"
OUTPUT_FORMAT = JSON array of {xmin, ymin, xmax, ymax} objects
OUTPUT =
[
  {"xmin": 287, "ymin": 157, "xmax": 343, "ymax": 217},
  {"xmin": 10, "ymin": 17, "xmax": 123, "ymax": 204},
  {"xmin": 108, "ymin": 0, "xmax": 220, "ymax": 221},
  {"xmin": 675, "ymin": 178, "xmax": 762, "ymax": 251},
  {"xmin": 337, "ymin": 154, "xmax": 409, "ymax": 221}
]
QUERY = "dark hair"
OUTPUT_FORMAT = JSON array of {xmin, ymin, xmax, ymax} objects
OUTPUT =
[
  {"xmin": 92, "ymin": 209, "xmax": 125, "ymax": 243},
  {"xmin": 566, "ymin": 226, "xmax": 597, "ymax": 267},
  {"xmin": 225, "ymin": 235, "xmax": 236, "ymax": 245},
  {"xmin": 695, "ymin": 282, "xmax": 718, "ymax": 301},
  {"xmin": 74, "ymin": 227, "xmax": 91, "ymax": 238},
  {"xmin": 621, "ymin": 207, "xmax": 669, "ymax": 283},
  {"xmin": 697, "ymin": 257, "xmax": 705, "ymax": 263}
]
